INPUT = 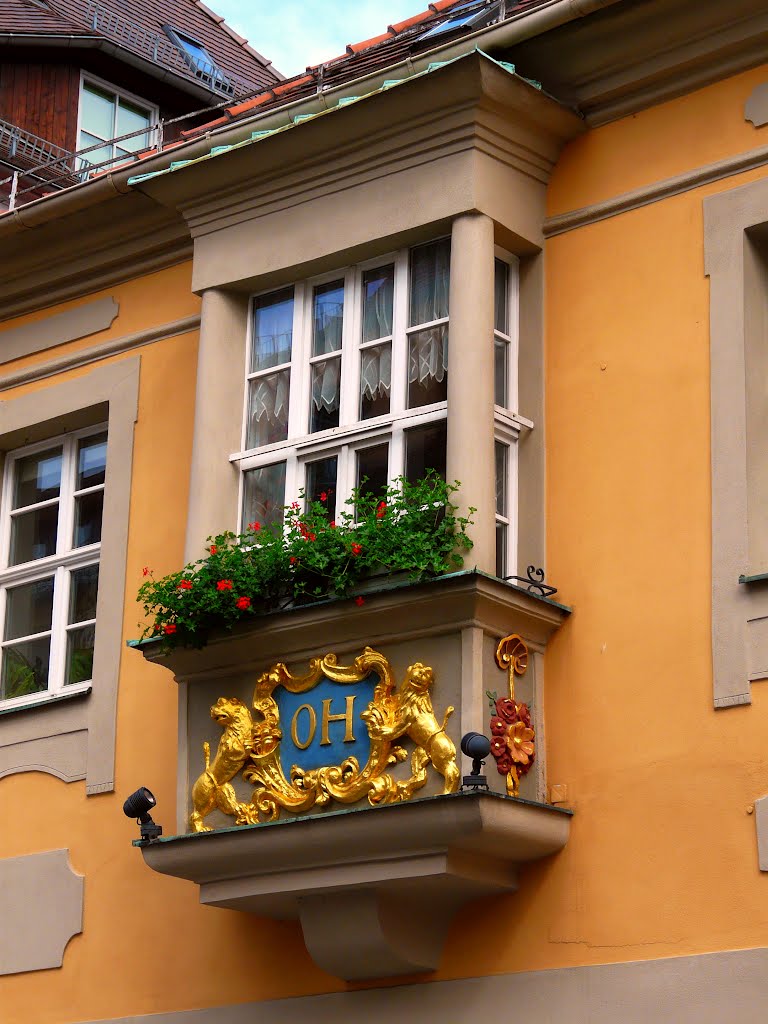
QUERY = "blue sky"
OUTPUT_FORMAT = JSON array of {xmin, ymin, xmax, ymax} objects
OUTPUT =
[{"xmin": 211, "ymin": 1, "xmax": 424, "ymax": 77}]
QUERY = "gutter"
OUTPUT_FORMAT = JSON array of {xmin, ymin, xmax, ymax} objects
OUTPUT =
[{"xmin": 0, "ymin": 0, "xmax": 623, "ymax": 236}]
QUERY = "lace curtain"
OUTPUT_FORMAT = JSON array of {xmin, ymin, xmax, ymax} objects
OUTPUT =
[
  {"xmin": 312, "ymin": 359, "xmax": 341, "ymax": 413},
  {"xmin": 249, "ymin": 371, "xmax": 289, "ymax": 446},
  {"xmin": 408, "ymin": 239, "xmax": 450, "ymax": 386},
  {"xmin": 361, "ymin": 344, "xmax": 391, "ymax": 401}
]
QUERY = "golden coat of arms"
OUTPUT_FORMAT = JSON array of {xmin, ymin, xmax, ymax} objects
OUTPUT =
[{"xmin": 189, "ymin": 646, "xmax": 460, "ymax": 832}]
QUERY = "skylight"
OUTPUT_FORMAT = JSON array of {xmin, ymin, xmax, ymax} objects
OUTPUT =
[
  {"xmin": 164, "ymin": 27, "xmax": 233, "ymax": 95},
  {"xmin": 419, "ymin": 1, "xmax": 501, "ymax": 42}
]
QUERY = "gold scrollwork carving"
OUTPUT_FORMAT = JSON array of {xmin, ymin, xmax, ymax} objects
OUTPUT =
[{"xmin": 189, "ymin": 647, "xmax": 460, "ymax": 832}]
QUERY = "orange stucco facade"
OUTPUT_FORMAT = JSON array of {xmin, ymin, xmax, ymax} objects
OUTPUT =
[{"xmin": 2, "ymin": 31, "xmax": 768, "ymax": 1024}]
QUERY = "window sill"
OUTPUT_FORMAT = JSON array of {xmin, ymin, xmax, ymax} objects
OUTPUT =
[
  {"xmin": 0, "ymin": 685, "xmax": 91, "ymax": 717},
  {"xmin": 137, "ymin": 790, "xmax": 571, "ymax": 980}
]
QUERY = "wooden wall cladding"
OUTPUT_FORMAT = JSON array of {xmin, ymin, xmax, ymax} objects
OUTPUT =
[{"xmin": 0, "ymin": 61, "xmax": 81, "ymax": 151}]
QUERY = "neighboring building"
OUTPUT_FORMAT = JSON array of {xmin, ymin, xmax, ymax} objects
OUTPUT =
[
  {"xmin": 0, "ymin": 0, "xmax": 281, "ymax": 208},
  {"xmin": 3, "ymin": 0, "xmax": 768, "ymax": 1021}
]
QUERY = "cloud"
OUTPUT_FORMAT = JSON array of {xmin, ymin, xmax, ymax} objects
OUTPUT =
[{"xmin": 212, "ymin": 1, "xmax": 422, "ymax": 76}]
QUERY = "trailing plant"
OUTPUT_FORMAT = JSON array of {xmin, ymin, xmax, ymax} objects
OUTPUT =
[{"xmin": 136, "ymin": 474, "xmax": 474, "ymax": 648}]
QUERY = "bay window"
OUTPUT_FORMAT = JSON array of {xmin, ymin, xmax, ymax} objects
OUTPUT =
[{"xmin": 236, "ymin": 240, "xmax": 451, "ymax": 527}]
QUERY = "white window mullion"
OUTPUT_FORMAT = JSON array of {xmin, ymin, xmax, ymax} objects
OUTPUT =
[
  {"xmin": 339, "ymin": 267, "xmax": 358, "ymax": 429},
  {"xmin": 390, "ymin": 251, "xmax": 409, "ymax": 417},
  {"xmin": 292, "ymin": 281, "xmax": 310, "ymax": 440},
  {"xmin": 48, "ymin": 564, "xmax": 69, "ymax": 695},
  {"xmin": 57, "ymin": 434, "xmax": 77, "ymax": 556}
]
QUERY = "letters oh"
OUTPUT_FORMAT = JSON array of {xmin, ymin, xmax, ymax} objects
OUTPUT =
[{"xmin": 290, "ymin": 695, "xmax": 356, "ymax": 749}]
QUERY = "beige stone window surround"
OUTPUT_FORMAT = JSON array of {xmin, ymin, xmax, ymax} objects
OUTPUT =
[
  {"xmin": 705, "ymin": 178, "xmax": 768, "ymax": 707},
  {"xmin": 0, "ymin": 357, "xmax": 139, "ymax": 793}
]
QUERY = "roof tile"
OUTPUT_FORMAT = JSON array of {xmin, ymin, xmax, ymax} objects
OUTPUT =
[
  {"xmin": 389, "ymin": 10, "xmax": 433, "ymax": 33},
  {"xmin": 347, "ymin": 32, "xmax": 394, "ymax": 54},
  {"xmin": 226, "ymin": 92, "xmax": 274, "ymax": 118},
  {"xmin": 273, "ymin": 74, "xmax": 313, "ymax": 95}
]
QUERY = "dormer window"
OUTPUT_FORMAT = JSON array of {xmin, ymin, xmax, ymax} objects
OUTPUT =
[
  {"xmin": 78, "ymin": 75, "xmax": 155, "ymax": 168},
  {"xmin": 164, "ymin": 27, "xmax": 232, "ymax": 94}
]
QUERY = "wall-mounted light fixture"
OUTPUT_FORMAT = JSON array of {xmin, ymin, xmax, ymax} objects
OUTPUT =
[
  {"xmin": 123, "ymin": 787, "xmax": 163, "ymax": 842},
  {"xmin": 460, "ymin": 731, "xmax": 490, "ymax": 791}
]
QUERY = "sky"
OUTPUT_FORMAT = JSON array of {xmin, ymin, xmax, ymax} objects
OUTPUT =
[{"xmin": 210, "ymin": 1, "xmax": 424, "ymax": 78}]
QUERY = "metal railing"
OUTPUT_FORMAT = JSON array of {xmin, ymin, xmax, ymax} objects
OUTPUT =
[
  {"xmin": 84, "ymin": 0, "xmax": 258, "ymax": 99},
  {"xmin": 0, "ymin": 119, "xmax": 75, "ymax": 167}
]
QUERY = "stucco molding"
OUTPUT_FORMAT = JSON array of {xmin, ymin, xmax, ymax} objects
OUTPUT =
[
  {"xmin": 545, "ymin": 142, "xmax": 768, "ymax": 238},
  {"xmin": 0, "ymin": 358, "xmax": 140, "ymax": 792},
  {"xmin": 755, "ymin": 794, "xmax": 768, "ymax": 870},
  {"xmin": 79, "ymin": 946, "xmax": 768, "ymax": 1023},
  {"xmin": 0, "ymin": 296, "xmax": 119, "ymax": 363},
  {"xmin": 0, "ymin": 314, "xmax": 200, "ymax": 394},
  {"xmin": 745, "ymin": 82, "xmax": 768, "ymax": 127},
  {"xmin": 704, "ymin": 176, "xmax": 768, "ymax": 707},
  {"xmin": 0, "ymin": 849, "xmax": 83, "ymax": 976}
]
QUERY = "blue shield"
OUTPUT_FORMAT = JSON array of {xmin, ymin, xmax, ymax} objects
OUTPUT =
[{"xmin": 276, "ymin": 673, "xmax": 377, "ymax": 778}]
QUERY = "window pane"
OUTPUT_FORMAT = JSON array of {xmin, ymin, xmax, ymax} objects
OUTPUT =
[
  {"xmin": 5, "ymin": 576, "xmax": 54, "ymax": 641},
  {"xmin": 356, "ymin": 444, "xmax": 388, "ymax": 504},
  {"xmin": 74, "ymin": 491, "xmax": 103, "ymax": 548},
  {"xmin": 14, "ymin": 447, "xmax": 62, "ymax": 508},
  {"xmin": 360, "ymin": 342, "xmax": 391, "ymax": 419},
  {"xmin": 247, "ymin": 371, "xmax": 290, "ymax": 448},
  {"xmin": 494, "ymin": 338, "xmax": 508, "ymax": 407},
  {"xmin": 409, "ymin": 239, "xmax": 450, "ymax": 326},
  {"xmin": 306, "ymin": 456, "xmax": 338, "ymax": 519},
  {"xmin": 77, "ymin": 132, "xmax": 113, "ymax": 168},
  {"xmin": 81, "ymin": 84, "xmax": 115, "ymax": 140},
  {"xmin": 1, "ymin": 636, "xmax": 50, "ymax": 700},
  {"xmin": 116, "ymin": 101, "xmax": 151, "ymax": 152},
  {"xmin": 495, "ymin": 441, "xmax": 507, "ymax": 516},
  {"xmin": 405, "ymin": 422, "xmax": 447, "ymax": 481},
  {"xmin": 408, "ymin": 326, "xmax": 448, "ymax": 408},
  {"xmin": 70, "ymin": 564, "xmax": 99, "ymax": 624},
  {"xmin": 496, "ymin": 522, "xmax": 507, "ymax": 579},
  {"xmin": 77, "ymin": 432, "xmax": 107, "ymax": 489},
  {"xmin": 66, "ymin": 626, "xmax": 95, "ymax": 686},
  {"xmin": 495, "ymin": 259, "xmax": 509, "ymax": 334},
  {"xmin": 252, "ymin": 287, "xmax": 294, "ymax": 371},
  {"xmin": 243, "ymin": 462, "xmax": 286, "ymax": 530},
  {"xmin": 10, "ymin": 505, "xmax": 58, "ymax": 565},
  {"xmin": 311, "ymin": 358, "xmax": 340, "ymax": 432},
  {"xmin": 362, "ymin": 265, "xmax": 394, "ymax": 342},
  {"xmin": 312, "ymin": 280, "xmax": 344, "ymax": 356}
]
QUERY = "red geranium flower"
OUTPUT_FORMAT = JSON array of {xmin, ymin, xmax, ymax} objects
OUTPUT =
[
  {"xmin": 309, "ymin": 533, "xmax": 317, "ymax": 542},
  {"xmin": 163, "ymin": 623, "xmax": 177, "ymax": 635},
  {"xmin": 289, "ymin": 556, "xmax": 298, "ymax": 564},
  {"xmin": 351, "ymin": 542, "xmax": 362, "ymax": 556},
  {"xmin": 209, "ymin": 545, "xmax": 217, "ymax": 555},
  {"xmin": 216, "ymin": 579, "xmax": 233, "ymax": 591},
  {"xmin": 142, "ymin": 566, "xmax": 151, "ymax": 577},
  {"xmin": 248, "ymin": 521, "xmax": 261, "ymax": 532},
  {"xmin": 320, "ymin": 491, "xmax": 328, "ymax": 502},
  {"xmin": 376, "ymin": 501, "xmax": 386, "ymax": 519},
  {"xmin": 354, "ymin": 596, "xmax": 365, "ymax": 606},
  {"xmin": 177, "ymin": 579, "xmax": 193, "ymax": 590},
  {"xmin": 235, "ymin": 596, "xmax": 251, "ymax": 610},
  {"xmin": 330, "ymin": 521, "xmax": 336, "ymax": 529}
]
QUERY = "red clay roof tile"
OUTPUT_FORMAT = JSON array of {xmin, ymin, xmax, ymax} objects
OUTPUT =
[
  {"xmin": 180, "ymin": 115, "xmax": 229, "ymax": 137},
  {"xmin": 273, "ymin": 74, "xmax": 314, "ymax": 95},
  {"xmin": 389, "ymin": 10, "xmax": 433, "ymax": 33},
  {"xmin": 226, "ymin": 92, "xmax": 274, "ymax": 118},
  {"xmin": 346, "ymin": 32, "xmax": 394, "ymax": 54}
]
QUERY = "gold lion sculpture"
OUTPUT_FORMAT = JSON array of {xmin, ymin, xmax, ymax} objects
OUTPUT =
[
  {"xmin": 362, "ymin": 662, "xmax": 460, "ymax": 794},
  {"xmin": 189, "ymin": 696, "xmax": 253, "ymax": 833}
]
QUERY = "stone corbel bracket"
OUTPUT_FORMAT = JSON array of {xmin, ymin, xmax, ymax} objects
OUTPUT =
[{"xmin": 139, "ymin": 791, "xmax": 571, "ymax": 980}]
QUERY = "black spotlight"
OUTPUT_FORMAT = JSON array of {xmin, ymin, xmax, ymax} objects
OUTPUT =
[
  {"xmin": 123, "ymin": 787, "xmax": 163, "ymax": 842},
  {"xmin": 460, "ymin": 731, "xmax": 491, "ymax": 791}
]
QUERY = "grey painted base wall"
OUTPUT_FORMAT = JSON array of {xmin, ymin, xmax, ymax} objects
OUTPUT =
[{"xmin": 100, "ymin": 947, "xmax": 768, "ymax": 1024}]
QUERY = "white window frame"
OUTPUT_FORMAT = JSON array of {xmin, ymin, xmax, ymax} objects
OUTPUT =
[
  {"xmin": 77, "ymin": 72, "xmax": 157, "ymax": 167},
  {"xmin": 0, "ymin": 424, "xmax": 106, "ymax": 711},
  {"xmin": 493, "ymin": 247, "xmax": 527, "ymax": 578},
  {"xmin": 232, "ymin": 243, "xmax": 450, "ymax": 525}
]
